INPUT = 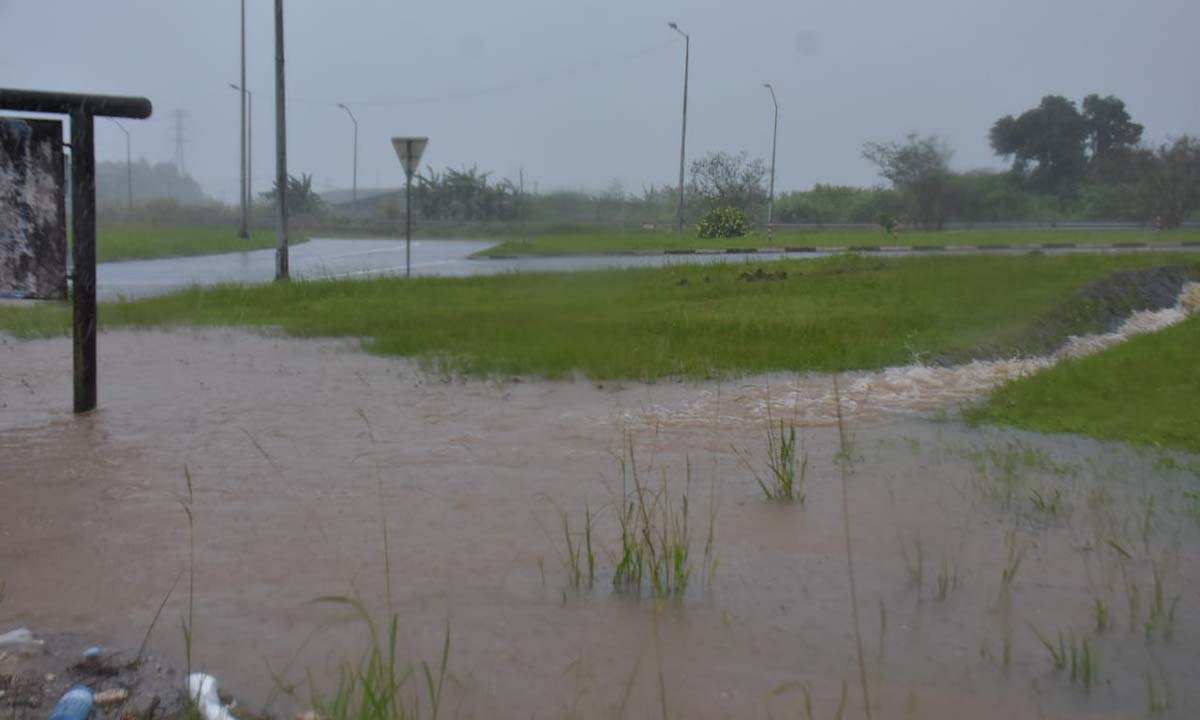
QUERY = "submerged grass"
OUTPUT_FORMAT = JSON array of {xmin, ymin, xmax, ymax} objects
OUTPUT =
[
  {"xmin": 476, "ymin": 227, "xmax": 1199, "ymax": 257},
  {"xmin": 734, "ymin": 419, "xmax": 807, "ymax": 502},
  {"xmin": 3, "ymin": 253, "xmax": 1192, "ymax": 381},
  {"xmin": 610, "ymin": 453, "xmax": 707, "ymax": 599},
  {"xmin": 970, "ymin": 313, "xmax": 1200, "ymax": 451},
  {"xmin": 310, "ymin": 597, "xmax": 449, "ymax": 720}
]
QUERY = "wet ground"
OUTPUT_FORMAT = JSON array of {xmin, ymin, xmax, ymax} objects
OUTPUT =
[
  {"xmin": 2, "ymin": 326, "xmax": 1198, "ymax": 719},
  {"xmin": 96, "ymin": 237, "xmax": 1200, "ymax": 300}
]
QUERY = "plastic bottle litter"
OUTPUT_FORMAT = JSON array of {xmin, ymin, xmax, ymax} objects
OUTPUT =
[
  {"xmin": 48, "ymin": 687, "xmax": 94, "ymax": 720},
  {"xmin": 187, "ymin": 674, "xmax": 240, "ymax": 720}
]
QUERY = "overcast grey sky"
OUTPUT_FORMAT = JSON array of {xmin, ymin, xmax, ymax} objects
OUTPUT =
[{"xmin": 2, "ymin": 0, "xmax": 1198, "ymax": 202}]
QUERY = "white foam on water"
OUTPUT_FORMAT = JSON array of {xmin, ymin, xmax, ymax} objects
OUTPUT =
[{"xmin": 617, "ymin": 282, "xmax": 1200, "ymax": 429}]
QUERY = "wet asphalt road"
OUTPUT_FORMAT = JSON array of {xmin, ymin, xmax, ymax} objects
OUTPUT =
[
  {"xmin": 97, "ymin": 236, "xmax": 1200, "ymax": 300},
  {"xmin": 97, "ymin": 237, "xmax": 798, "ymax": 300}
]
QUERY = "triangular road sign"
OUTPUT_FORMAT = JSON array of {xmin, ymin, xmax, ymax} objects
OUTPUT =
[{"xmin": 391, "ymin": 136, "xmax": 428, "ymax": 179}]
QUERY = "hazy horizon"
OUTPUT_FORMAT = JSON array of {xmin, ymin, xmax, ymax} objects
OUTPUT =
[{"xmin": 2, "ymin": 0, "xmax": 1197, "ymax": 202}]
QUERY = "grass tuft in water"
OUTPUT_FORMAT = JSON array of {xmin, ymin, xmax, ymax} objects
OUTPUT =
[
  {"xmin": 610, "ymin": 450, "xmax": 711, "ymax": 599},
  {"xmin": 934, "ymin": 556, "xmax": 958, "ymax": 603},
  {"xmin": 1029, "ymin": 487, "xmax": 1062, "ymax": 516},
  {"xmin": 1029, "ymin": 625, "xmax": 1096, "ymax": 690},
  {"xmin": 897, "ymin": 535, "xmax": 924, "ymax": 599},
  {"xmin": 1094, "ymin": 596, "xmax": 1109, "ymax": 633},
  {"xmin": 309, "ymin": 597, "xmax": 449, "ymax": 720},
  {"xmin": 736, "ymin": 419, "xmax": 808, "ymax": 503},
  {"xmin": 558, "ymin": 502, "xmax": 595, "ymax": 591}
]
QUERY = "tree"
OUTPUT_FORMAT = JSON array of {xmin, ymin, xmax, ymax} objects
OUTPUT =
[
  {"xmin": 687, "ymin": 151, "xmax": 768, "ymax": 215},
  {"xmin": 862, "ymin": 133, "xmax": 953, "ymax": 230},
  {"xmin": 989, "ymin": 95, "xmax": 1090, "ymax": 200},
  {"xmin": 1082, "ymin": 94, "xmax": 1143, "ymax": 160},
  {"xmin": 1133, "ymin": 136, "xmax": 1200, "ymax": 228},
  {"xmin": 415, "ymin": 165, "xmax": 517, "ymax": 221},
  {"xmin": 260, "ymin": 173, "xmax": 324, "ymax": 215}
]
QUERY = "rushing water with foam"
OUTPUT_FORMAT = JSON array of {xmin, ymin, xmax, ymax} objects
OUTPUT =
[{"xmin": 619, "ymin": 282, "xmax": 1200, "ymax": 429}]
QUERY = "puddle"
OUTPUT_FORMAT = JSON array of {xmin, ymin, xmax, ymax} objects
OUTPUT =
[{"xmin": 2, "ymin": 313, "xmax": 1198, "ymax": 718}]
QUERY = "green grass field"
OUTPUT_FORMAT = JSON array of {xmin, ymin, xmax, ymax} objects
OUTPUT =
[
  {"xmin": 3, "ymin": 253, "xmax": 1193, "ymax": 382},
  {"xmin": 969, "ymin": 313, "xmax": 1200, "ymax": 452},
  {"xmin": 476, "ymin": 227, "xmax": 1199, "ymax": 257},
  {"xmin": 97, "ymin": 225, "xmax": 300, "ymax": 262}
]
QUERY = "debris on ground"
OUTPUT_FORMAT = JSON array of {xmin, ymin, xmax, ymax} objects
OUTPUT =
[
  {"xmin": 738, "ymin": 268, "xmax": 788, "ymax": 282},
  {"xmin": 188, "ymin": 674, "xmax": 240, "ymax": 720},
  {"xmin": 0, "ymin": 630, "xmax": 193, "ymax": 720}
]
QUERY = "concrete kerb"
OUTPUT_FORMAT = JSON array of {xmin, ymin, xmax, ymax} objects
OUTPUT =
[{"xmin": 470, "ymin": 242, "xmax": 1200, "ymax": 260}]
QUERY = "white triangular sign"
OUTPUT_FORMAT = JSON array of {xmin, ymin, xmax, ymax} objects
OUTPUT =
[{"xmin": 391, "ymin": 136, "xmax": 428, "ymax": 179}]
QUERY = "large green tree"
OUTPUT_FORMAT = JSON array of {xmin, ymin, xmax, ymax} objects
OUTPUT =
[
  {"xmin": 990, "ymin": 94, "xmax": 1144, "ymax": 200},
  {"xmin": 989, "ymin": 95, "xmax": 1090, "ymax": 200},
  {"xmin": 862, "ymin": 133, "xmax": 953, "ymax": 230},
  {"xmin": 1082, "ymin": 94, "xmax": 1143, "ymax": 160}
]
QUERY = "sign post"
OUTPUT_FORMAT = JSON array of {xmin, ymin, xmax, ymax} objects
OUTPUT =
[
  {"xmin": 391, "ymin": 137, "xmax": 427, "ymax": 278},
  {"xmin": 0, "ymin": 88, "xmax": 152, "ymax": 413}
]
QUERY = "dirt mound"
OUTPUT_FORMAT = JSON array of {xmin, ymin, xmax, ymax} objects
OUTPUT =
[{"xmin": 943, "ymin": 264, "xmax": 1200, "ymax": 364}]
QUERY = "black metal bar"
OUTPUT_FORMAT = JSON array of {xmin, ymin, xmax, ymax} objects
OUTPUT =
[
  {"xmin": 0, "ymin": 88, "xmax": 151, "ymax": 119},
  {"xmin": 70, "ymin": 111, "xmax": 97, "ymax": 413},
  {"xmin": 405, "ymin": 169, "xmax": 412, "ymax": 278}
]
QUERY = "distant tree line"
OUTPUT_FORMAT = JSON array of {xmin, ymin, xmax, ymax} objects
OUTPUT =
[
  {"xmin": 97, "ymin": 160, "xmax": 206, "ymax": 207},
  {"xmin": 95, "ymin": 93, "xmax": 1197, "ymax": 231},
  {"xmin": 849, "ymin": 94, "xmax": 1199, "ymax": 230}
]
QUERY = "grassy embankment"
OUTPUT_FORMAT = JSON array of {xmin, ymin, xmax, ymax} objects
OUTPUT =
[
  {"xmin": 97, "ymin": 225, "xmax": 302, "ymax": 262},
  {"xmin": 3, "ymin": 253, "xmax": 1194, "ymax": 379},
  {"xmin": 969, "ymin": 313, "xmax": 1200, "ymax": 452},
  {"xmin": 475, "ymin": 227, "xmax": 1200, "ymax": 257}
]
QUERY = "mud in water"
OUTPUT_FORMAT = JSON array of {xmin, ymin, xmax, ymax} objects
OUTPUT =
[{"xmin": 2, "ymin": 328, "xmax": 1199, "ymax": 719}]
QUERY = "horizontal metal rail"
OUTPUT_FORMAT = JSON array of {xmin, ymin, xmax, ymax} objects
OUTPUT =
[{"xmin": 0, "ymin": 88, "xmax": 152, "ymax": 119}]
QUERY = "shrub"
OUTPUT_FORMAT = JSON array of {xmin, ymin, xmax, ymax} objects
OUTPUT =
[{"xmin": 696, "ymin": 206, "xmax": 749, "ymax": 238}]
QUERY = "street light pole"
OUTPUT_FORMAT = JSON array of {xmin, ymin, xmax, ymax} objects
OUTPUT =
[
  {"xmin": 273, "ymin": 0, "xmax": 289, "ymax": 281},
  {"xmin": 763, "ymin": 83, "xmax": 778, "ymax": 231},
  {"xmin": 237, "ymin": 0, "xmax": 248, "ymax": 238},
  {"xmin": 229, "ymin": 83, "xmax": 253, "ymax": 228},
  {"xmin": 668, "ymin": 22, "xmax": 689, "ymax": 233},
  {"xmin": 246, "ymin": 88, "xmax": 252, "ymax": 223},
  {"xmin": 337, "ymin": 103, "xmax": 358, "ymax": 211},
  {"xmin": 108, "ymin": 119, "xmax": 132, "ymax": 213}
]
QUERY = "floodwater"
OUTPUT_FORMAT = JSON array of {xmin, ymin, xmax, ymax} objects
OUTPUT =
[
  {"xmin": 3, "ymin": 322, "xmax": 1199, "ymax": 718},
  {"xmin": 97, "ymin": 236, "xmax": 1200, "ymax": 300}
]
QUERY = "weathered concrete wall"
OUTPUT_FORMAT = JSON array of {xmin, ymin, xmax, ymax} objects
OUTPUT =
[{"xmin": 0, "ymin": 117, "xmax": 67, "ymax": 299}]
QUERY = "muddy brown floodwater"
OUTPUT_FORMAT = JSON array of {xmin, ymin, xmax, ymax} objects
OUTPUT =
[{"xmin": 2, "ymin": 328, "xmax": 1198, "ymax": 719}]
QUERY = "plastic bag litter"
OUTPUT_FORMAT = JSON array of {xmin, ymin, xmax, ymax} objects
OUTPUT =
[
  {"xmin": 0, "ymin": 627, "xmax": 42, "ymax": 648},
  {"xmin": 187, "ymin": 673, "xmax": 241, "ymax": 720}
]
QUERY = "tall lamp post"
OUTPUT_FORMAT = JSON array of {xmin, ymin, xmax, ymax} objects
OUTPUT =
[
  {"xmin": 229, "ymin": 84, "xmax": 252, "ymax": 226},
  {"xmin": 237, "ymin": 0, "xmax": 248, "ymax": 238},
  {"xmin": 763, "ymin": 83, "xmax": 778, "ymax": 236},
  {"xmin": 273, "ymin": 0, "xmax": 289, "ymax": 281},
  {"xmin": 337, "ymin": 103, "xmax": 358, "ymax": 211},
  {"xmin": 108, "ymin": 118, "xmax": 132, "ymax": 213},
  {"xmin": 668, "ymin": 21, "xmax": 689, "ymax": 233}
]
